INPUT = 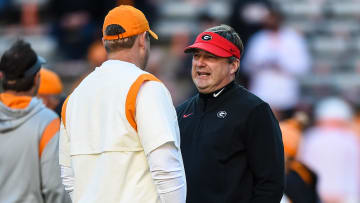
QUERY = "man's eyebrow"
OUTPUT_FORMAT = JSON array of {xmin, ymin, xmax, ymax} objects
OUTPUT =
[
  {"xmin": 203, "ymin": 52, "xmax": 217, "ymax": 58},
  {"xmin": 201, "ymin": 50, "xmax": 217, "ymax": 56},
  {"xmin": 192, "ymin": 50, "xmax": 217, "ymax": 58}
]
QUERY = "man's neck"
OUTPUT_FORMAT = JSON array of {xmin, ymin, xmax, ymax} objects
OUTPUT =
[{"xmin": 107, "ymin": 50, "xmax": 143, "ymax": 69}]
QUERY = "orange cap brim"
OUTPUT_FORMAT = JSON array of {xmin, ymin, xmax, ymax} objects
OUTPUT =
[
  {"xmin": 148, "ymin": 29, "xmax": 158, "ymax": 40},
  {"xmin": 103, "ymin": 29, "xmax": 158, "ymax": 41}
]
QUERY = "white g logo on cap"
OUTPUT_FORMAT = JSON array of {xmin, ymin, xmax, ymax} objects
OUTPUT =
[{"xmin": 201, "ymin": 34, "xmax": 212, "ymax": 41}]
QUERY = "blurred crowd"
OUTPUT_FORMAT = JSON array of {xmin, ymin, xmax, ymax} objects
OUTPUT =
[{"xmin": 1, "ymin": 0, "xmax": 360, "ymax": 202}]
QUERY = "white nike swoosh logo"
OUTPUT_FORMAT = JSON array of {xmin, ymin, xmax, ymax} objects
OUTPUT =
[{"xmin": 213, "ymin": 88, "xmax": 225, "ymax": 97}]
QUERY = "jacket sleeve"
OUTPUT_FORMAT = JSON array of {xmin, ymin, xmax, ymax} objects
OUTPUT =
[
  {"xmin": 40, "ymin": 118, "xmax": 71, "ymax": 203},
  {"xmin": 59, "ymin": 119, "xmax": 74, "ymax": 200},
  {"xmin": 245, "ymin": 103, "xmax": 285, "ymax": 203}
]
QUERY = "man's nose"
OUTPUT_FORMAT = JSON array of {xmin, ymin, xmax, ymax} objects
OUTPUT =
[{"xmin": 194, "ymin": 56, "xmax": 206, "ymax": 67}]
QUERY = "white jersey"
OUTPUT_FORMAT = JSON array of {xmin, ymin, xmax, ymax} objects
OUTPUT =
[{"xmin": 60, "ymin": 60, "xmax": 181, "ymax": 203}]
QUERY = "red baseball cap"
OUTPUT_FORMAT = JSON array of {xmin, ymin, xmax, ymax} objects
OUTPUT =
[{"xmin": 184, "ymin": 32, "xmax": 241, "ymax": 59}]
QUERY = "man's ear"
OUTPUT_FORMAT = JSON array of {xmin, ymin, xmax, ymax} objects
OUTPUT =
[
  {"xmin": 230, "ymin": 59, "xmax": 240, "ymax": 74},
  {"xmin": 35, "ymin": 71, "xmax": 40, "ymax": 84},
  {"xmin": 138, "ymin": 32, "xmax": 147, "ymax": 49}
]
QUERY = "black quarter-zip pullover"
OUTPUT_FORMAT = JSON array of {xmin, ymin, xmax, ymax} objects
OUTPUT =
[{"xmin": 177, "ymin": 82, "xmax": 285, "ymax": 203}]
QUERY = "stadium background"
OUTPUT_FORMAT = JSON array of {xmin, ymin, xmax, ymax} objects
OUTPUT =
[{"xmin": 1, "ymin": 0, "xmax": 360, "ymax": 202}]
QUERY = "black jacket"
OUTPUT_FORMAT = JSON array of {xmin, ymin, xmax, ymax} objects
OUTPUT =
[{"xmin": 176, "ymin": 82, "xmax": 285, "ymax": 203}]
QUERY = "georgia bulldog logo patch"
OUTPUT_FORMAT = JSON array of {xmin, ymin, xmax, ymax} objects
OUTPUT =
[
  {"xmin": 201, "ymin": 34, "xmax": 212, "ymax": 41},
  {"xmin": 217, "ymin": 111, "xmax": 227, "ymax": 118}
]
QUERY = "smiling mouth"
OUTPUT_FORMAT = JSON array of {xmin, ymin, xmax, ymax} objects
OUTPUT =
[{"xmin": 197, "ymin": 71, "xmax": 210, "ymax": 77}]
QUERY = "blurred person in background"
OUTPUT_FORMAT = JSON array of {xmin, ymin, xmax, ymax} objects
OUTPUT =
[
  {"xmin": 228, "ymin": 0, "xmax": 271, "ymax": 88},
  {"xmin": 59, "ymin": 5, "xmax": 186, "ymax": 202},
  {"xmin": 0, "ymin": 40, "xmax": 70, "ymax": 203},
  {"xmin": 242, "ymin": 5, "xmax": 311, "ymax": 121},
  {"xmin": 48, "ymin": 0, "xmax": 116, "ymax": 59},
  {"xmin": 38, "ymin": 68, "xmax": 65, "ymax": 116},
  {"xmin": 48, "ymin": 0, "xmax": 158, "ymax": 60},
  {"xmin": 298, "ymin": 97, "xmax": 360, "ymax": 203},
  {"xmin": 229, "ymin": 0, "xmax": 271, "ymax": 48},
  {"xmin": 0, "ymin": 0, "xmax": 38, "ymax": 27},
  {"xmin": 177, "ymin": 24, "xmax": 284, "ymax": 203},
  {"xmin": 280, "ymin": 112, "xmax": 320, "ymax": 203}
]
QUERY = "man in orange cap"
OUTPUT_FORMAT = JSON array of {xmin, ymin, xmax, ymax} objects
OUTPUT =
[
  {"xmin": 59, "ymin": 5, "xmax": 186, "ymax": 203},
  {"xmin": 38, "ymin": 68, "xmax": 64, "ymax": 116}
]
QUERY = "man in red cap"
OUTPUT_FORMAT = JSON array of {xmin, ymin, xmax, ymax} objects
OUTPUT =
[{"xmin": 177, "ymin": 24, "xmax": 284, "ymax": 203}]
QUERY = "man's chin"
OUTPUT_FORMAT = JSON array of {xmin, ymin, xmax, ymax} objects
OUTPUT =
[{"xmin": 196, "ymin": 86, "xmax": 211, "ymax": 94}]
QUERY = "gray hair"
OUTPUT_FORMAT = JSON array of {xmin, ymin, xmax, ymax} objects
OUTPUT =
[{"xmin": 205, "ymin": 24, "xmax": 244, "ymax": 62}]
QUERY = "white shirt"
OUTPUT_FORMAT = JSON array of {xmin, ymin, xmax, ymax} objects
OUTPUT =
[
  {"xmin": 298, "ymin": 125, "xmax": 360, "ymax": 202},
  {"xmin": 59, "ymin": 60, "xmax": 186, "ymax": 203},
  {"xmin": 243, "ymin": 27, "xmax": 311, "ymax": 110}
]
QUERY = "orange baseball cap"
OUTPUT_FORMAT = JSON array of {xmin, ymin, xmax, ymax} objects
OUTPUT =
[
  {"xmin": 102, "ymin": 5, "xmax": 158, "ymax": 40},
  {"xmin": 38, "ymin": 68, "xmax": 63, "ymax": 95}
]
